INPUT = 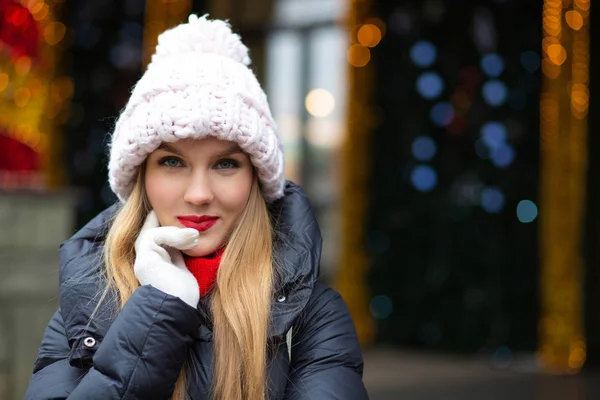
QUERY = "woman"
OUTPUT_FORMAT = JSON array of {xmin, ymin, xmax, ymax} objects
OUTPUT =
[{"xmin": 25, "ymin": 15, "xmax": 367, "ymax": 400}]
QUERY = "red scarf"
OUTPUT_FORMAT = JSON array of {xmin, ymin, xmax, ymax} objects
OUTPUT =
[{"xmin": 183, "ymin": 249, "xmax": 224, "ymax": 297}]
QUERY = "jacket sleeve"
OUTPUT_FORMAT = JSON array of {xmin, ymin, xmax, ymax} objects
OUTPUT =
[
  {"xmin": 25, "ymin": 309, "xmax": 87, "ymax": 399},
  {"xmin": 25, "ymin": 285, "xmax": 201, "ymax": 400},
  {"xmin": 284, "ymin": 284, "xmax": 369, "ymax": 400}
]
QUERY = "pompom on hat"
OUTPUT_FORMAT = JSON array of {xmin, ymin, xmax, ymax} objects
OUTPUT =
[{"xmin": 108, "ymin": 15, "xmax": 284, "ymax": 202}]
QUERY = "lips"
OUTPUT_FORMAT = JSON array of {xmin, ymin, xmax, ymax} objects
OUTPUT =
[{"xmin": 177, "ymin": 215, "xmax": 219, "ymax": 232}]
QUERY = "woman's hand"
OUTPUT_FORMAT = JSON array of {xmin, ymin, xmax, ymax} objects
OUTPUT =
[{"xmin": 134, "ymin": 210, "xmax": 200, "ymax": 308}]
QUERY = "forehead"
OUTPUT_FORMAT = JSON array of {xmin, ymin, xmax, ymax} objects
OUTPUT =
[{"xmin": 157, "ymin": 137, "xmax": 242, "ymax": 154}]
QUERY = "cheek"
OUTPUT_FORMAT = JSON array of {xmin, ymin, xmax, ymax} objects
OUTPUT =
[
  {"xmin": 145, "ymin": 170, "xmax": 180, "ymax": 211},
  {"xmin": 218, "ymin": 176, "xmax": 253, "ymax": 214}
]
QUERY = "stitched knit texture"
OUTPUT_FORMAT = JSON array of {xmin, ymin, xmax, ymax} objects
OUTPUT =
[
  {"xmin": 107, "ymin": 14, "xmax": 284, "ymax": 202},
  {"xmin": 184, "ymin": 248, "xmax": 224, "ymax": 297}
]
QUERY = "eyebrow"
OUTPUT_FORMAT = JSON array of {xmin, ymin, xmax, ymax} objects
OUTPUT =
[
  {"xmin": 213, "ymin": 144, "xmax": 244, "ymax": 158},
  {"xmin": 156, "ymin": 142, "xmax": 243, "ymax": 158},
  {"xmin": 157, "ymin": 142, "xmax": 184, "ymax": 156}
]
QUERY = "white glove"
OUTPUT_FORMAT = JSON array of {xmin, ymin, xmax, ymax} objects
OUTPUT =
[{"xmin": 134, "ymin": 211, "xmax": 200, "ymax": 308}]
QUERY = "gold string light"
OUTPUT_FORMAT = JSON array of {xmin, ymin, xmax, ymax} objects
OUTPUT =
[
  {"xmin": 346, "ymin": 12, "xmax": 384, "ymax": 69},
  {"xmin": 538, "ymin": 0, "xmax": 589, "ymax": 373},
  {"xmin": 142, "ymin": 0, "xmax": 192, "ymax": 71},
  {"xmin": 336, "ymin": 0, "xmax": 380, "ymax": 344}
]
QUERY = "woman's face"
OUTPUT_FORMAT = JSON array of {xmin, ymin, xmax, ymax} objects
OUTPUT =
[{"xmin": 144, "ymin": 137, "xmax": 253, "ymax": 256}]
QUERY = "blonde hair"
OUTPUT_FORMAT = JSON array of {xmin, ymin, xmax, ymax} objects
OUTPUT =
[{"xmin": 102, "ymin": 165, "xmax": 274, "ymax": 399}]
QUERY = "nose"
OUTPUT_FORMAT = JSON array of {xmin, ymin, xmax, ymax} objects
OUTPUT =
[{"xmin": 183, "ymin": 173, "xmax": 214, "ymax": 205}]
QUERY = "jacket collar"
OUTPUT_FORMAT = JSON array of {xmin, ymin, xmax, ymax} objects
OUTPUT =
[{"xmin": 59, "ymin": 180, "xmax": 321, "ymax": 356}]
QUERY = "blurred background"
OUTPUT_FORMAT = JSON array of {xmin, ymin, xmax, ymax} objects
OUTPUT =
[{"xmin": 1, "ymin": 0, "xmax": 599, "ymax": 398}]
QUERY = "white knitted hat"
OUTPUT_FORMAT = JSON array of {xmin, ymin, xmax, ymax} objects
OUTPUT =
[{"xmin": 108, "ymin": 14, "xmax": 284, "ymax": 203}]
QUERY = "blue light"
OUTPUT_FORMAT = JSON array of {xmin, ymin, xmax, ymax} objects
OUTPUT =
[
  {"xmin": 481, "ymin": 53, "xmax": 505, "ymax": 78},
  {"xmin": 520, "ymin": 50, "xmax": 541, "ymax": 73},
  {"xmin": 430, "ymin": 102, "xmax": 454, "ymax": 126},
  {"xmin": 416, "ymin": 72, "xmax": 444, "ymax": 99},
  {"xmin": 481, "ymin": 121, "xmax": 507, "ymax": 149},
  {"xmin": 410, "ymin": 41, "xmax": 437, "ymax": 67},
  {"xmin": 482, "ymin": 80, "xmax": 508, "ymax": 107},
  {"xmin": 369, "ymin": 295, "xmax": 394, "ymax": 319},
  {"xmin": 412, "ymin": 136, "xmax": 437, "ymax": 161},
  {"xmin": 491, "ymin": 144, "xmax": 515, "ymax": 168},
  {"xmin": 517, "ymin": 200, "xmax": 538, "ymax": 223},
  {"xmin": 481, "ymin": 187, "xmax": 505, "ymax": 213},
  {"xmin": 411, "ymin": 165, "xmax": 438, "ymax": 192}
]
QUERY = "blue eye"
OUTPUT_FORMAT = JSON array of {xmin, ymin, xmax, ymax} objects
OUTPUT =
[
  {"xmin": 160, "ymin": 157, "xmax": 183, "ymax": 168},
  {"xmin": 215, "ymin": 159, "xmax": 239, "ymax": 169}
]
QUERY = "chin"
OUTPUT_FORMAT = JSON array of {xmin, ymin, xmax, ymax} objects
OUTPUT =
[{"xmin": 182, "ymin": 244, "xmax": 221, "ymax": 257}]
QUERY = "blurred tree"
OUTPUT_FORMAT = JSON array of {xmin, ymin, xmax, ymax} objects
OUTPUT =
[{"xmin": 366, "ymin": 0, "xmax": 541, "ymax": 353}]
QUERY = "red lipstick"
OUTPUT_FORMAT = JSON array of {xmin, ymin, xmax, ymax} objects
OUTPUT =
[{"xmin": 177, "ymin": 215, "xmax": 219, "ymax": 232}]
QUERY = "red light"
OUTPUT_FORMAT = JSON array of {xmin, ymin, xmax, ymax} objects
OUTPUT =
[
  {"xmin": 0, "ymin": 1, "xmax": 41, "ymax": 60},
  {"xmin": 8, "ymin": 6, "xmax": 28, "ymax": 26}
]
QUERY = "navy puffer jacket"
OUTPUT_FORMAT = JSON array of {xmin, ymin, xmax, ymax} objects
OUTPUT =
[{"xmin": 25, "ymin": 182, "xmax": 368, "ymax": 399}]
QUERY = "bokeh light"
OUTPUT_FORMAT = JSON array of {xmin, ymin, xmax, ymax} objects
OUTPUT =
[
  {"xmin": 370, "ymin": 295, "xmax": 394, "ymax": 319},
  {"xmin": 569, "ymin": 341, "xmax": 587, "ymax": 370},
  {"xmin": 305, "ymin": 88, "xmax": 335, "ymax": 118},
  {"xmin": 15, "ymin": 56, "xmax": 32, "ymax": 75},
  {"xmin": 412, "ymin": 136, "xmax": 437, "ymax": 161},
  {"xmin": 481, "ymin": 121, "xmax": 507, "ymax": 149},
  {"xmin": 6, "ymin": 5, "xmax": 28, "ymax": 26},
  {"xmin": 14, "ymin": 87, "xmax": 31, "ymax": 107},
  {"xmin": 575, "ymin": 0, "xmax": 590, "ymax": 11},
  {"xmin": 410, "ymin": 41, "xmax": 437, "ymax": 67},
  {"xmin": 32, "ymin": 3, "xmax": 49, "ymax": 21},
  {"xmin": 542, "ymin": 58, "xmax": 561, "ymax": 79},
  {"xmin": 44, "ymin": 22, "xmax": 66, "ymax": 46},
  {"xmin": 347, "ymin": 44, "xmax": 371, "ymax": 67},
  {"xmin": 482, "ymin": 80, "xmax": 508, "ymax": 107},
  {"xmin": 517, "ymin": 200, "xmax": 538, "ymax": 223},
  {"xmin": 411, "ymin": 165, "xmax": 438, "ymax": 192},
  {"xmin": 481, "ymin": 53, "xmax": 504, "ymax": 78},
  {"xmin": 490, "ymin": 144, "xmax": 515, "ymax": 168},
  {"xmin": 565, "ymin": 10, "xmax": 584, "ymax": 31},
  {"xmin": 571, "ymin": 83, "xmax": 589, "ymax": 119},
  {"xmin": 481, "ymin": 187, "xmax": 505, "ymax": 213},
  {"xmin": 547, "ymin": 43, "xmax": 567, "ymax": 66},
  {"xmin": 357, "ymin": 24, "xmax": 382, "ymax": 48},
  {"xmin": 416, "ymin": 72, "xmax": 444, "ymax": 99},
  {"xmin": 430, "ymin": 102, "xmax": 454, "ymax": 126}
]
